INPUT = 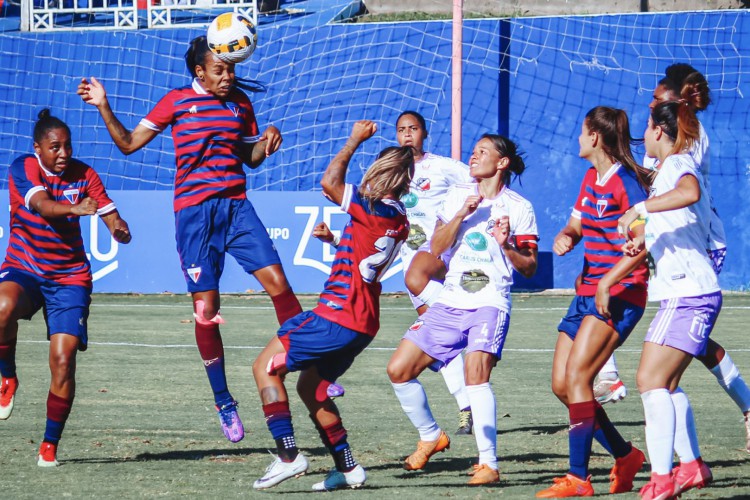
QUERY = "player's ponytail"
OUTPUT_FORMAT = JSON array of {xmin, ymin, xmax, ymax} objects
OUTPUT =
[
  {"xmin": 585, "ymin": 106, "xmax": 652, "ymax": 189},
  {"xmin": 480, "ymin": 133, "xmax": 525, "ymax": 187},
  {"xmin": 185, "ymin": 36, "xmax": 265, "ymax": 93},
  {"xmin": 33, "ymin": 108, "xmax": 70, "ymax": 143}
]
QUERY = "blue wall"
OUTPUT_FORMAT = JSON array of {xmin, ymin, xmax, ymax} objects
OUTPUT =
[{"xmin": 0, "ymin": 10, "xmax": 748, "ymax": 291}]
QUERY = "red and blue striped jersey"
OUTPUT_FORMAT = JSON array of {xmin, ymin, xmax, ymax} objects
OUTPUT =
[
  {"xmin": 314, "ymin": 184, "xmax": 409, "ymax": 336},
  {"xmin": 2, "ymin": 154, "xmax": 116, "ymax": 287},
  {"xmin": 141, "ymin": 79, "xmax": 261, "ymax": 212},
  {"xmin": 571, "ymin": 164, "xmax": 648, "ymax": 306}
]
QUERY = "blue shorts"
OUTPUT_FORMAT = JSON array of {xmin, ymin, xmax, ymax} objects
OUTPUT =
[
  {"xmin": 174, "ymin": 197, "xmax": 282, "ymax": 293},
  {"xmin": 0, "ymin": 268, "xmax": 91, "ymax": 351},
  {"xmin": 277, "ymin": 311, "xmax": 372, "ymax": 382},
  {"xmin": 558, "ymin": 295, "xmax": 644, "ymax": 345}
]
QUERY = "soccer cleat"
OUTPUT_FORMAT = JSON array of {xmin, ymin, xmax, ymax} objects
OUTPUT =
[
  {"xmin": 253, "ymin": 453, "xmax": 308, "ymax": 490},
  {"xmin": 456, "ymin": 409, "xmax": 473, "ymax": 435},
  {"xmin": 216, "ymin": 400, "xmax": 244, "ymax": 443},
  {"xmin": 638, "ymin": 474, "xmax": 675, "ymax": 500},
  {"xmin": 311, "ymin": 464, "xmax": 366, "ymax": 491},
  {"xmin": 744, "ymin": 412, "xmax": 750, "ymax": 454},
  {"xmin": 594, "ymin": 377, "xmax": 627, "ymax": 404},
  {"xmin": 37, "ymin": 441, "xmax": 59, "ymax": 467},
  {"xmin": 609, "ymin": 445, "xmax": 646, "ymax": 493},
  {"xmin": 403, "ymin": 430, "xmax": 450, "ymax": 470},
  {"xmin": 326, "ymin": 382, "xmax": 345, "ymax": 399},
  {"xmin": 467, "ymin": 464, "xmax": 500, "ymax": 485},
  {"xmin": 536, "ymin": 473, "xmax": 594, "ymax": 497},
  {"xmin": 672, "ymin": 458, "xmax": 712, "ymax": 495},
  {"xmin": 0, "ymin": 376, "xmax": 18, "ymax": 420}
]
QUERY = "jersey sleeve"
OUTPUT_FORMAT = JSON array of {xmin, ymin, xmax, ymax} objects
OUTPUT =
[
  {"xmin": 443, "ymin": 158, "xmax": 473, "ymax": 185},
  {"xmin": 511, "ymin": 200, "xmax": 539, "ymax": 249},
  {"xmin": 10, "ymin": 156, "xmax": 46, "ymax": 210},
  {"xmin": 662, "ymin": 155, "xmax": 698, "ymax": 189},
  {"xmin": 140, "ymin": 91, "xmax": 176, "ymax": 132},
  {"xmin": 83, "ymin": 163, "xmax": 116, "ymax": 215},
  {"xmin": 617, "ymin": 171, "xmax": 648, "ymax": 212}
]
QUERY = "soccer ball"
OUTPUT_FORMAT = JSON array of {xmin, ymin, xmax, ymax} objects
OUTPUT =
[{"xmin": 207, "ymin": 13, "xmax": 258, "ymax": 64}]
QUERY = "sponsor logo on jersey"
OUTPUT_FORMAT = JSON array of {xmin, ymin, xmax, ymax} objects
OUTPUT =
[
  {"xmin": 464, "ymin": 232, "xmax": 488, "ymax": 252},
  {"xmin": 187, "ymin": 266, "xmax": 202, "ymax": 283},
  {"xmin": 407, "ymin": 224, "xmax": 427, "ymax": 250},
  {"xmin": 460, "ymin": 269, "xmax": 490, "ymax": 293},
  {"xmin": 0, "ymin": 272, "xmax": 8, "ymax": 279},
  {"xmin": 408, "ymin": 319, "xmax": 424, "ymax": 331},
  {"xmin": 415, "ymin": 177, "xmax": 431, "ymax": 191},
  {"xmin": 596, "ymin": 199, "xmax": 608, "ymax": 218},
  {"xmin": 63, "ymin": 188, "xmax": 80, "ymax": 204},
  {"xmin": 402, "ymin": 192, "xmax": 418, "ymax": 208},
  {"xmin": 324, "ymin": 300, "xmax": 342, "ymax": 310},
  {"xmin": 189, "ymin": 105, "xmax": 198, "ymax": 114}
]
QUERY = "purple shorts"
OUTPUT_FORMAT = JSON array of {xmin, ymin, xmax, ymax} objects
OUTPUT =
[
  {"xmin": 644, "ymin": 292, "xmax": 722, "ymax": 356},
  {"xmin": 403, "ymin": 303, "xmax": 510, "ymax": 370}
]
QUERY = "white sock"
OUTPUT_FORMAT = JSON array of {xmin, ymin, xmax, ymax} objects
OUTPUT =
[
  {"xmin": 670, "ymin": 388, "xmax": 700, "ymax": 463},
  {"xmin": 440, "ymin": 354, "xmax": 470, "ymax": 410},
  {"xmin": 641, "ymin": 388, "xmax": 675, "ymax": 475},
  {"xmin": 392, "ymin": 380, "xmax": 441, "ymax": 441},
  {"xmin": 710, "ymin": 352, "xmax": 750, "ymax": 413},
  {"xmin": 599, "ymin": 354, "xmax": 619, "ymax": 380},
  {"xmin": 415, "ymin": 280, "xmax": 443, "ymax": 307},
  {"xmin": 466, "ymin": 383, "xmax": 497, "ymax": 470}
]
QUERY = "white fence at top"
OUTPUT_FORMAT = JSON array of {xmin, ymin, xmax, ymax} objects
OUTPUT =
[{"xmin": 20, "ymin": 0, "xmax": 257, "ymax": 31}]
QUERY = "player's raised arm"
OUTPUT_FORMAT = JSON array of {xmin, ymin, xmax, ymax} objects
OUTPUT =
[
  {"xmin": 321, "ymin": 120, "xmax": 377, "ymax": 205},
  {"xmin": 77, "ymin": 77, "xmax": 158, "ymax": 155}
]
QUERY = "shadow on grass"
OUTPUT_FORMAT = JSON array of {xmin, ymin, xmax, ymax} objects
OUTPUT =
[
  {"xmin": 66, "ymin": 447, "xmax": 272, "ymax": 464},
  {"xmin": 500, "ymin": 419, "xmax": 645, "ymax": 436}
]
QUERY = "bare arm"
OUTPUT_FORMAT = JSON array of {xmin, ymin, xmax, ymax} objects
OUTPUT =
[
  {"xmin": 78, "ymin": 77, "xmax": 158, "ymax": 155},
  {"xmin": 100, "ymin": 210, "xmax": 133, "ymax": 244},
  {"xmin": 430, "ymin": 194, "xmax": 482, "ymax": 257},
  {"xmin": 618, "ymin": 174, "xmax": 700, "ymax": 235},
  {"xmin": 490, "ymin": 215, "xmax": 538, "ymax": 278},
  {"xmin": 29, "ymin": 191, "xmax": 97, "ymax": 219},
  {"xmin": 321, "ymin": 120, "xmax": 377, "ymax": 206},
  {"xmin": 238, "ymin": 125, "xmax": 283, "ymax": 169}
]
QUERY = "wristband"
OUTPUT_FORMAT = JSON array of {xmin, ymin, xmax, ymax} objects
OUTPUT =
[
  {"xmin": 331, "ymin": 234, "xmax": 341, "ymax": 247},
  {"xmin": 634, "ymin": 201, "xmax": 649, "ymax": 217}
]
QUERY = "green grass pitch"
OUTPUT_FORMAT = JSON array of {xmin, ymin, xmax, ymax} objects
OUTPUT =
[{"xmin": 2, "ymin": 293, "xmax": 749, "ymax": 498}]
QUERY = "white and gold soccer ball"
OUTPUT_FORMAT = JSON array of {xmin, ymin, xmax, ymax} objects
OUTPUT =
[{"xmin": 207, "ymin": 13, "xmax": 258, "ymax": 64}]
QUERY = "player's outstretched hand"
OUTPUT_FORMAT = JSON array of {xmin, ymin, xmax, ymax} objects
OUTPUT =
[
  {"xmin": 258, "ymin": 125, "xmax": 282, "ymax": 157},
  {"xmin": 312, "ymin": 222, "xmax": 335, "ymax": 244},
  {"xmin": 350, "ymin": 120, "xmax": 377, "ymax": 143},
  {"xmin": 71, "ymin": 197, "xmax": 98, "ymax": 216},
  {"xmin": 78, "ymin": 77, "xmax": 107, "ymax": 107}
]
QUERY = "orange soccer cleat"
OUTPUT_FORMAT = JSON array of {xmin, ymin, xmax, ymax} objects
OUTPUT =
[
  {"xmin": 467, "ymin": 464, "xmax": 500, "ymax": 485},
  {"xmin": 0, "ymin": 376, "xmax": 18, "ymax": 420},
  {"xmin": 37, "ymin": 441, "xmax": 59, "ymax": 467},
  {"xmin": 672, "ymin": 458, "xmax": 712, "ymax": 496},
  {"xmin": 609, "ymin": 445, "xmax": 646, "ymax": 493},
  {"xmin": 536, "ymin": 474, "xmax": 594, "ymax": 498},
  {"xmin": 403, "ymin": 430, "xmax": 450, "ymax": 471}
]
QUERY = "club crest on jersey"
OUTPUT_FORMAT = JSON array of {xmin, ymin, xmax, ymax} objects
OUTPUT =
[
  {"xmin": 485, "ymin": 219, "xmax": 497, "ymax": 234},
  {"xmin": 415, "ymin": 177, "xmax": 431, "ymax": 191},
  {"xmin": 227, "ymin": 103, "xmax": 240, "ymax": 117},
  {"xmin": 63, "ymin": 188, "xmax": 80, "ymax": 204},
  {"xmin": 187, "ymin": 266, "xmax": 202, "ymax": 283},
  {"xmin": 596, "ymin": 199, "xmax": 608, "ymax": 218},
  {"xmin": 409, "ymin": 319, "xmax": 424, "ymax": 331}
]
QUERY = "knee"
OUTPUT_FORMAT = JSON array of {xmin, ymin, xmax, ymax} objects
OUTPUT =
[
  {"xmin": 387, "ymin": 357, "xmax": 411, "ymax": 384},
  {"xmin": 0, "ymin": 296, "xmax": 18, "ymax": 329},
  {"xmin": 635, "ymin": 369, "xmax": 651, "ymax": 394},
  {"xmin": 404, "ymin": 269, "xmax": 428, "ymax": 296},
  {"xmin": 551, "ymin": 374, "xmax": 567, "ymax": 400},
  {"xmin": 50, "ymin": 352, "xmax": 75, "ymax": 381}
]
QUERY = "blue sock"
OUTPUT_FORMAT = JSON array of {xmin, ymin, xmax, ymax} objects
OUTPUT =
[
  {"xmin": 203, "ymin": 356, "xmax": 232, "ymax": 407},
  {"xmin": 595, "ymin": 402, "xmax": 632, "ymax": 458},
  {"xmin": 569, "ymin": 401, "xmax": 596, "ymax": 479},
  {"xmin": 0, "ymin": 343, "xmax": 16, "ymax": 378},
  {"xmin": 263, "ymin": 401, "xmax": 297, "ymax": 461},
  {"xmin": 594, "ymin": 428, "xmax": 614, "ymax": 455}
]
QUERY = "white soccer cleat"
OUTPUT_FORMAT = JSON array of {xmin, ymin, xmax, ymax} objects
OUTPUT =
[
  {"xmin": 594, "ymin": 377, "xmax": 627, "ymax": 404},
  {"xmin": 0, "ymin": 376, "xmax": 18, "ymax": 420},
  {"xmin": 312, "ymin": 464, "xmax": 366, "ymax": 491},
  {"xmin": 253, "ymin": 453, "xmax": 308, "ymax": 490}
]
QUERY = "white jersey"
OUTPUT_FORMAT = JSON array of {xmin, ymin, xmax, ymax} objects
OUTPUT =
[
  {"xmin": 644, "ymin": 154, "xmax": 720, "ymax": 301},
  {"xmin": 434, "ymin": 183, "xmax": 538, "ymax": 311},
  {"xmin": 643, "ymin": 122, "xmax": 725, "ymax": 251}
]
